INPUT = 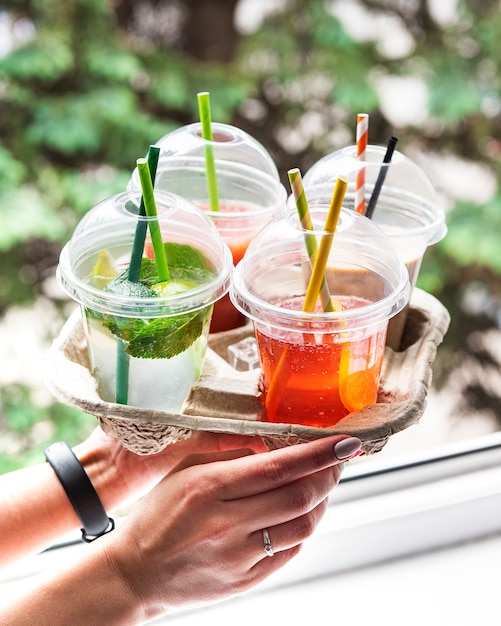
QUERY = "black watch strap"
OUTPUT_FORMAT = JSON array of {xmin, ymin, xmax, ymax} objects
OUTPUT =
[{"xmin": 44, "ymin": 441, "xmax": 115, "ymax": 542}]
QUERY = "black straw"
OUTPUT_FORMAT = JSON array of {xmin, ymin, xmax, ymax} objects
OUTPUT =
[{"xmin": 365, "ymin": 136, "xmax": 398, "ymax": 220}]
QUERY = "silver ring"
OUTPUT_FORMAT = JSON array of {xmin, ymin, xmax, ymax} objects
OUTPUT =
[{"xmin": 262, "ymin": 528, "xmax": 274, "ymax": 557}]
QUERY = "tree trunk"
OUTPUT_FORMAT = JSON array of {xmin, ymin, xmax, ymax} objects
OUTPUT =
[
  {"xmin": 180, "ymin": 0, "xmax": 239, "ymax": 62},
  {"xmin": 113, "ymin": 0, "xmax": 239, "ymax": 63}
]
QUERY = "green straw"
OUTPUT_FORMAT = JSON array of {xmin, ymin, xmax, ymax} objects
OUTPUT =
[
  {"xmin": 115, "ymin": 341, "xmax": 129, "ymax": 405},
  {"xmin": 116, "ymin": 146, "xmax": 161, "ymax": 405},
  {"xmin": 288, "ymin": 168, "xmax": 335, "ymax": 312},
  {"xmin": 197, "ymin": 91, "xmax": 220, "ymax": 212},
  {"xmin": 137, "ymin": 158, "xmax": 170, "ymax": 282},
  {"xmin": 128, "ymin": 145, "xmax": 161, "ymax": 283}
]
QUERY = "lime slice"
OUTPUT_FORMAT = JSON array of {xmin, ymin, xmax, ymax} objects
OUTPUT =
[
  {"xmin": 91, "ymin": 250, "xmax": 119, "ymax": 288},
  {"xmin": 151, "ymin": 280, "xmax": 198, "ymax": 297}
]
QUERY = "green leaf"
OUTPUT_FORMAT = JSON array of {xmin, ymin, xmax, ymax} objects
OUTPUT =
[
  {"xmin": 126, "ymin": 307, "xmax": 211, "ymax": 359},
  {"xmin": 89, "ymin": 243, "xmax": 216, "ymax": 359},
  {"xmin": 27, "ymin": 100, "xmax": 102, "ymax": 155},
  {"xmin": 0, "ymin": 39, "xmax": 73, "ymax": 82},
  {"xmin": 0, "ymin": 147, "xmax": 26, "ymax": 192},
  {"xmin": 428, "ymin": 61, "xmax": 482, "ymax": 121},
  {"xmin": 163, "ymin": 242, "xmax": 211, "ymax": 272},
  {"xmin": 0, "ymin": 187, "xmax": 67, "ymax": 250},
  {"xmin": 441, "ymin": 195, "xmax": 501, "ymax": 272},
  {"xmin": 102, "ymin": 274, "xmax": 155, "ymax": 298},
  {"xmin": 85, "ymin": 48, "xmax": 142, "ymax": 82}
]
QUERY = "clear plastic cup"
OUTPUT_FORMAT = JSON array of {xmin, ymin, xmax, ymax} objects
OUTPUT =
[
  {"xmin": 57, "ymin": 190, "xmax": 233, "ymax": 412},
  {"xmin": 129, "ymin": 122, "xmax": 287, "ymax": 332},
  {"xmin": 230, "ymin": 206, "xmax": 410, "ymax": 428},
  {"xmin": 302, "ymin": 145, "xmax": 447, "ymax": 349}
]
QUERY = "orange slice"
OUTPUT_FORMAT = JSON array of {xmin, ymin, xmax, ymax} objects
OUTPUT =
[{"xmin": 338, "ymin": 343, "xmax": 379, "ymax": 414}]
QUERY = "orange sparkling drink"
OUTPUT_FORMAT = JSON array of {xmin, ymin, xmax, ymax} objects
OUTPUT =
[
  {"xmin": 257, "ymin": 295, "xmax": 387, "ymax": 427},
  {"xmin": 230, "ymin": 207, "xmax": 410, "ymax": 429}
]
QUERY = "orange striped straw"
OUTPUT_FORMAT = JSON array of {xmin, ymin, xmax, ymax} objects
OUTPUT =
[{"xmin": 355, "ymin": 113, "xmax": 369, "ymax": 215}]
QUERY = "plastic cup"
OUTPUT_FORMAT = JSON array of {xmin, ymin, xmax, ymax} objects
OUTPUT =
[
  {"xmin": 57, "ymin": 189, "xmax": 233, "ymax": 412},
  {"xmin": 129, "ymin": 122, "xmax": 287, "ymax": 333},
  {"xmin": 230, "ymin": 206, "xmax": 410, "ymax": 428},
  {"xmin": 301, "ymin": 145, "xmax": 447, "ymax": 350}
]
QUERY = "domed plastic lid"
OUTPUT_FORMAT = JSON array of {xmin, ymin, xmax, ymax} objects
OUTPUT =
[
  {"xmin": 151, "ymin": 122, "xmax": 280, "ymax": 180},
  {"xmin": 231, "ymin": 206, "xmax": 410, "ymax": 333},
  {"xmin": 303, "ymin": 145, "xmax": 446, "ymax": 246},
  {"xmin": 57, "ymin": 190, "xmax": 233, "ymax": 317}
]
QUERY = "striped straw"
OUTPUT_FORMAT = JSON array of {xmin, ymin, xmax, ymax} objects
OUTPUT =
[
  {"xmin": 355, "ymin": 113, "xmax": 369, "ymax": 215},
  {"xmin": 288, "ymin": 168, "xmax": 335, "ymax": 312},
  {"xmin": 302, "ymin": 177, "xmax": 347, "ymax": 312},
  {"xmin": 265, "ymin": 175, "xmax": 347, "ymax": 420}
]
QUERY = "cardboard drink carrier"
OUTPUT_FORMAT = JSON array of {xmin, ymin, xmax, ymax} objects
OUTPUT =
[{"xmin": 45, "ymin": 288, "xmax": 449, "ymax": 456}]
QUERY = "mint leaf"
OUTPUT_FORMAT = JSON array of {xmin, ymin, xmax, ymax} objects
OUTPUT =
[
  {"xmin": 88, "ymin": 242, "xmax": 217, "ymax": 359},
  {"xmin": 103, "ymin": 270, "xmax": 155, "ymax": 298},
  {"xmin": 140, "ymin": 258, "xmax": 213, "ymax": 287},
  {"xmin": 139, "ymin": 243, "xmax": 213, "ymax": 287},
  {"xmin": 163, "ymin": 241, "xmax": 209, "ymax": 269},
  {"xmin": 126, "ymin": 306, "xmax": 212, "ymax": 359}
]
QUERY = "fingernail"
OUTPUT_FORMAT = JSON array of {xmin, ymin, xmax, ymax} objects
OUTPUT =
[{"xmin": 334, "ymin": 437, "xmax": 362, "ymax": 460}]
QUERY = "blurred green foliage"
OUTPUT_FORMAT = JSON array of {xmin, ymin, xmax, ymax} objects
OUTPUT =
[
  {"xmin": 1, "ymin": 0, "xmax": 501, "ymax": 468},
  {"xmin": 0, "ymin": 384, "xmax": 94, "ymax": 472}
]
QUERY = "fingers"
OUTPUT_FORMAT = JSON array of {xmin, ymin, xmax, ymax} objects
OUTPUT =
[
  {"xmin": 168, "ymin": 436, "xmax": 358, "ymax": 544},
  {"xmin": 230, "ymin": 461, "xmax": 342, "ymax": 537},
  {"xmin": 109, "ymin": 436, "xmax": 361, "ymax": 611},
  {"xmin": 252, "ymin": 497, "xmax": 329, "ymax": 558},
  {"xmin": 202, "ymin": 435, "xmax": 361, "ymax": 501},
  {"xmin": 169, "ymin": 449, "xmax": 255, "ymax": 474}
]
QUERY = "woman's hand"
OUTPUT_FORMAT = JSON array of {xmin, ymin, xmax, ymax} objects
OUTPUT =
[
  {"xmin": 74, "ymin": 426, "xmax": 269, "ymax": 511},
  {"xmin": 105, "ymin": 434, "xmax": 361, "ymax": 621},
  {"xmin": 0, "ymin": 435, "xmax": 360, "ymax": 625}
]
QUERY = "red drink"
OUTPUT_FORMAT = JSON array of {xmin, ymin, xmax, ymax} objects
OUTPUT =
[
  {"xmin": 208, "ymin": 204, "xmax": 271, "ymax": 333},
  {"xmin": 210, "ymin": 293, "xmax": 247, "ymax": 333},
  {"xmin": 206, "ymin": 203, "xmax": 265, "ymax": 262},
  {"xmin": 256, "ymin": 295, "xmax": 386, "ymax": 427}
]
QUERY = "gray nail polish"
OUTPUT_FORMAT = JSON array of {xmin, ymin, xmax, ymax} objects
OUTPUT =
[{"xmin": 334, "ymin": 437, "xmax": 362, "ymax": 460}]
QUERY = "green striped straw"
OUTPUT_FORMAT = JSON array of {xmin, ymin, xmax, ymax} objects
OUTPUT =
[
  {"xmin": 288, "ymin": 168, "xmax": 335, "ymax": 312},
  {"xmin": 302, "ymin": 177, "xmax": 347, "ymax": 312},
  {"xmin": 197, "ymin": 91, "xmax": 220, "ymax": 212}
]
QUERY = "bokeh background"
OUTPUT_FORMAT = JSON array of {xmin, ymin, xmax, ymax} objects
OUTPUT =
[{"xmin": 1, "ymin": 0, "xmax": 501, "ymax": 470}]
